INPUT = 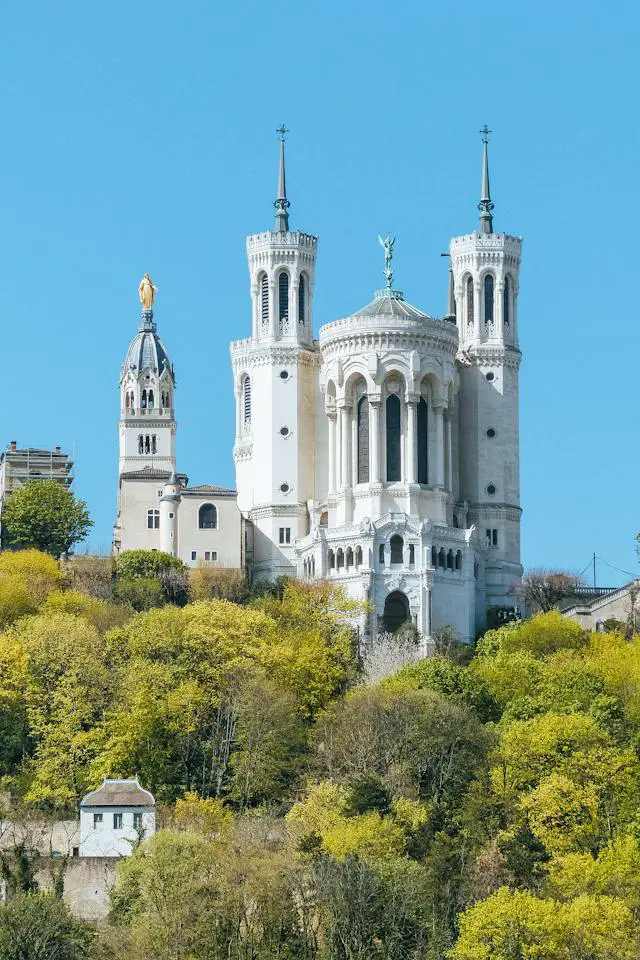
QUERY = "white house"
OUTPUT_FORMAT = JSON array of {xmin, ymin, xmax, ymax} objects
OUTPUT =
[
  {"xmin": 79, "ymin": 779, "xmax": 155, "ymax": 858},
  {"xmin": 230, "ymin": 131, "xmax": 523, "ymax": 643}
]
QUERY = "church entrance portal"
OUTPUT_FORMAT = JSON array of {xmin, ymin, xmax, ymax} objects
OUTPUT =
[{"xmin": 382, "ymin": 591, "xmax": 410, "ymax": 633}]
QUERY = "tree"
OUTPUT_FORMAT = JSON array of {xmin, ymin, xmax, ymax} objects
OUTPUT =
[
  {"xmin": 521, "ymin": 568, "xmax": 581, "ymax": 613},
  {"xmin": 0, "ymin": 893, "xmax": 93, "ymax": 960},
  {"xmin": 114, "ymin": 550, "xmax": 189, "ymax": 605},
  {"xmin": 1, "ymin": 481, "xmax": 92, "ymax": 557}
]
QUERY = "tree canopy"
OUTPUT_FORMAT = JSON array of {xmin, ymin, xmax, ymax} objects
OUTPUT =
[{"xmin": 1, "ymin": 481, "xmax": 92, "ymax": 557}]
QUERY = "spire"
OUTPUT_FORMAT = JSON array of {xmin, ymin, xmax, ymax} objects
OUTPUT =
[
  {"xmin": 274, "ymin": 125, "xmax": 290, "ymax": 232},
  {"xmin": 478, "ymin": 125, "xmax": 494, "ymax": 235}
]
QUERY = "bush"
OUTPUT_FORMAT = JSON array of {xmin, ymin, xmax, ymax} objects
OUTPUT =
[
  {"xmin": 44, "ymin": 590, "xmax": 132, "ymax": 632},
  {"xmin": 0, "ymin": 893, "xmax": 93, "ymax": 959},
  {"xmin": 114, "ymin": 577, "xmax": 165, "ymax": 611},
  {"xmin": 0, "ymin": 576, "xmax": 37, "ymax": 627},
  {"xmin": 0, "ymin": 549, "xmax": 62, "ymax": 603},
  {"xmin": 115, "ymin": 550, "xmax": 187, "ymax": 580},
  {"xmin": 190, "ymin": 565, "xmax": 247, "ymax": 603},
  {"xmin": 62, "ymin": 555, "xmax": 114, "ymax": 600}
]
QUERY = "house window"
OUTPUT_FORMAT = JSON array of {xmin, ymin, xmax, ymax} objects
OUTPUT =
[
  {"xmin": 168, "ymin": 512, "xmax": 174, "ymax": 519},
  {"xmin": 133, "ymin": 813, "xmax": 143, "ymax": 831},
  {"xmin": 147, "ymin": 509, "xmax": 160, "ymax": 530},
  {"xmin": 93, "ymin": 813, "xmax": 103, "ymax": 829},
  {"xmin": 191, "ymin": 551, "xmax": 196, "ymax": 561},
  {"xmin": 279, "ymin": 527, "xmax": 291, "ymax": 545},
  {"xmin": 486, "ymin": 528, "xmax": 499, "ymax": 546},
  {"xmin": 199, "ymin": 504, "xmax": 217, "ymax": 529},
  {"xmin": 113, "ymin": 813, "xmax": 123, "ymax": 830},
  {"xmin": 205, "ymin": 551, "xmax": 210, "ymax": 561}
]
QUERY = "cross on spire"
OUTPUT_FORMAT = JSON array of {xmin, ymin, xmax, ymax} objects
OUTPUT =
[
  {"xmin": 274, "ymin": 124, "xmax": 291, "ymax": 232},
  {"xmin": 479, "ymin": 124, "xmax": 492, "ymax": 143}
]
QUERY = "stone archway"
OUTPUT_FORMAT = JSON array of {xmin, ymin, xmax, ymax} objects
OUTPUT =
[{"xmin": 382, "ymin": 591, "xmax": 410, "ymax": 633}]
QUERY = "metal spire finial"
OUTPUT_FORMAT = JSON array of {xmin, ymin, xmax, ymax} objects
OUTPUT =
[
  {"xmin": 378, "ymin": 234, "xmax": 395, "ymax": 290},
  {"xmin": 274, "ymin": 125, "xmax": 290, "ymax": 232},
  {"xmin": 478, "ymin": 126, "xmax": 494, "ymax": 234}
]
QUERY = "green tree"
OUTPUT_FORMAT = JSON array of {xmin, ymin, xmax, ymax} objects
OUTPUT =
[
  {"xmin": 114, "ymin": 550, "xmax": 189, "ymax": 605},
  {"xmin": 0, "ymin": 893, "xmax": 93, "ymax": 960},
  {"xmin": 1, "ymin": 481, "xmax": 92, "ymax": 557}
]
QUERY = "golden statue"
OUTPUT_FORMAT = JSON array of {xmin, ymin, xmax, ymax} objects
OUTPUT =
[{"xmin": 138, "ymin": 273, "xmax": 157, "ymax": 310}]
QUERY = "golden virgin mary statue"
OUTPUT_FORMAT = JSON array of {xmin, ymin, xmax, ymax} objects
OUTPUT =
[{"xmin": 138, "ymin": 273, "xmax": 157, "ymax": 310}]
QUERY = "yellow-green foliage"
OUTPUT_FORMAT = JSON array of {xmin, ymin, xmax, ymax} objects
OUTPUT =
[{"xmin": 44, "ymin": 590, "xmax": 132, "ymax": 632}]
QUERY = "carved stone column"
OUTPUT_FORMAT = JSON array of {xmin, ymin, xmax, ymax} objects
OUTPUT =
[
  {"xmin": 327, "ymin": 407, "xmax": 337, "ymax": 494},
  {"xmin": 406, "ymin": 394, "xmax": 418, "ymax": 484},
  {"xmin": 339, "ymin": 403, "xmax": 351, "ymax": 490},
  {"xmin": 433, "ymin": 403, "xmax": 445, "ymax": 488},
  {"xmin": 444, "ymin": 412, "xmax": 453, "ymax": 491},
  {"xmin": 369, "ymin": 396, "xmax": 381, "ymax": 483}
]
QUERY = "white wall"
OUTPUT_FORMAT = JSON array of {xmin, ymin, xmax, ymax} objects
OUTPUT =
[{"xmin": 79, "ymin": 806, "xmax": 155, "ymax": 858}]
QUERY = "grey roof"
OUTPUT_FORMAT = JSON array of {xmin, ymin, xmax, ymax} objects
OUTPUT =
[
  {"xmin": 353, "ymin": 288, "xmax": 433, "ymax": 321},
  {"xmin": 81, "ymin": 779, "xmax": 155, "ymax": 808},
  {"xmin": 182, "ymin": 484, "xmax": 237, "ymax": 497},
  {"xmin": 123, "ymin": 329, "xmax": 172, "ymax": 377}
]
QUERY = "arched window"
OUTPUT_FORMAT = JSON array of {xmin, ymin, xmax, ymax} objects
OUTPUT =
[
  {"xmin": 260, "ymin": 273, "xmax": 269, "ymax": 330},
  {"xmin": 503, "ymin": 275, "xmax": 511, "ymax": 326},
  {"xmin": 431, "ymin": 545, "xmax": 437, "ymax": 567},
  {"xmin": 466, "ymin": 276, "xmax": 474, "ymax": 325},
  {"xmin": 148, "ymin": 390, "xmax": 154, "ymax": 409},
  {"xmin": 355, "ymin": 546, "xmax": 363, "ymax": 568},
  {"xmin": 417, "ymin": 396, "xmax": 428, "ymax": 484},
  {"xmin": 379, "ymin": 544, "xmax": 385, "ymax": 565},
  {"xmin": 357, "ymin": 396, "xmax": 369, "ymax": 484},
  {"xmin": 147, "ymin": 509, "xmax": 160, "ymax": 530},
  {"xmin": 386, "ymin": 394, "xmax": 401, "ymax": 482},
  {"xmin": 144, "ymin": 436, "xmax": 150, "ymax": 454},
  {"xmin": 199, "ymin": 504, "xmax": 217, "ymax": 529},
  {"xmin": 151, "ymin": 435, "xmax": 157, "ymax": 455},
  {"xmin": 242, "ymin": 376, "xmax": 251, "ymax": 426},
  {"xmin": 409, "ymin": 544, "xmax": 415, "ymax": 565},
  {"xmin": 141, "ymin": 389, "xmax": 147, "ymax": 409},
  {"xmin": 336, "ymin": 548, "xmax": 344, "ymax": 570},
  {"xmin": 346, "ymin": 547, "xmax": 354, "ymax": 569},
  {"xmin": 455, "ymin": 550, "xmax": 462, "ymax": 570},
  {"xmin": 138, "ymin": 435, "xmax": 144, "ymax": 454},
  {"xmin": 328, "ymin": 549, "xmax": 335, "ymax": 570},
  {"xmin": 278, "ymin": 272, "xmax": 289, "ymax": 333},
  {"xmin": 390, "ymin": 535, "xmax": 403, "ymax": 564},
  {"xmin": 298, "ymin": 274, "xmax": 306, "ymax": 325},
  {"xmin": 447, "ymin": 549, "xmax": 454, "ymax": 570},
  {"xmin": 484, "ymin": 274, "xmax": 494, "ymax": 324},
  {"xmin": 438, "ymin": 547, "xmax": 446, "ymax": 568}
]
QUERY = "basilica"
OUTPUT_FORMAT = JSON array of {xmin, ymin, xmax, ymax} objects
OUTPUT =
[
  {"xmin": 231, "ymin": 131, "xmax": 522, "ymax": 643},
  {"xmin": 115, "ymin": 130, "xmax": 523, "ymax": 644}
]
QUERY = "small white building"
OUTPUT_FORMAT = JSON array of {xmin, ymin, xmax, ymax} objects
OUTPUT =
[{"xmin": 79, "ymin": 779, "xmax": 155, "ymax": 858}]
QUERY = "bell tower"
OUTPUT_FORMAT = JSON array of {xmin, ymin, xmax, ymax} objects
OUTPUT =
[
  {"xmin": 451, "ymin": 129, "xmax": 523, "ymax": 617},
  {"xmin": 231, "ymin": 129, "xmax": 319, "ymax": 579}
]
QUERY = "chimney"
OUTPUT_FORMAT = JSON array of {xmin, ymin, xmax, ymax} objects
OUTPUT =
[
  {"xmin": 55, "ymin": 446, "xmax": 61, "ymax": 454},
  {"xmin": 9, "ymin": 441, "xmax": 17, "ymax": 452}
]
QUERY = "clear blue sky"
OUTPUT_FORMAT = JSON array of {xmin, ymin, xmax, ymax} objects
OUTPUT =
[{"xmin": 0, "ymin": 1, "xmax": 638, "ymax": 583}]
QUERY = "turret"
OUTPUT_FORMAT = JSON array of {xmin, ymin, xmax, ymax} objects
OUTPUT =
[
  {"xmin": 450, "ymin": 129, "xmax": 523, "ymax": 619},
  {"xmin": 160, "ymin": 469, "xmax": 181, "ymax": 555}
]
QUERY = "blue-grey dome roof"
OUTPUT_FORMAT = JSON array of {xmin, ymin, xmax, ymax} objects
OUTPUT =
[{"xmin": 122, "ymin": 310, "xmax": 173, "ymax": 379}]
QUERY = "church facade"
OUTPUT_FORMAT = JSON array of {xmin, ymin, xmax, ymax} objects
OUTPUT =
[{"xmin": 231, "ymin": 132, "xmax": 523, "ymax": 643}]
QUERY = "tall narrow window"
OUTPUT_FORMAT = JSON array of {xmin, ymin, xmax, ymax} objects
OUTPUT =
[
  {"xmin": 386, "ymin": 394, "xmax": 401, "ymax": 482},
  {"xmin": 148, "ymin": 389, "xmax": 154, "ymax": 408},
  {"xmin": 278, "ymin": 272, "xmax": 289, "ymax": 333},
  {"xmin": 417, "ymin": 396, "xmax": 428, "ymax": 484},
  {"xmin": 298, "ymin": 274, "xmax": 306, "ymax": 325},
  {"xmin": 141, "ymin": 389, "xmax": 147, "ymax": 409},
  {"xmin": 151, "ymin": 435, "xmax": 157, "ymax": 454},
  {"xmin": 357, "ymin": 395, "xmax": 369, "ymax": 484},
  {"xmin": 138, "ymin": 435, "xmax": 143, "ymax": 454},
  {"xmin": 260, "ymin": 274, "xmax": 269, "ymax": 330},
  {"xmin": 503, "ymin": 275, "xmax": 511, "ymax": 326},
  {"xmin": 243, "ymin": 376, "xmax": 251, "ymax": 425},
  {"xmin": 147, "ymin": 509, "xmax": 160, "ymax": 529},
  {"xmin": 484, "ymin": 274, "xmax": 494, "ymax": 324},
  {"xmin": 466, "ymin": 276, "xmax": 474, "ymax": 325},
  {"xmin": 390, "ymin": 535, "xmax": 403, "ymax": 564}
]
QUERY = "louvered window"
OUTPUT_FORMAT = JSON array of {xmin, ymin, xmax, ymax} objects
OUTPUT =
[
  {"xmin": 484, "ymin": 274, "xmax": 494, "ymax": 324},
  {"xmin": 260, "ymin": 274, "xmax": 269, "ymax": 329},
  {"xmin": 298, "ymin": 274, "xmax": 306, "ymax": 325},
  {"xmin": 466, "ymin": 276, "xmax": 474, "ymax": 324},
  {"xmin": 417, "ymin": 397, "xmax": 428, "ymax": 484},
  {"xmin": 243, "ymin": 376, "xmax": 251, "ymax": 424},
  {"xmin": 503, "ymin": 275, "xmax": 511, "ymax": 325},
  {"xmin": 386, "ymin": 394, "xmax": 401, "ymax": 482},
  {"xmin": 357, "ymin": 396, "xmax": 369, "ymax": 483},
  {"xmin": 278, "ymin": 272, "xmax": 289, "ymax": 332}
]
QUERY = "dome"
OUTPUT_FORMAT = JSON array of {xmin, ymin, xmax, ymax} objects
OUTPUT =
[
  {"xmin": 353, "ymin": 288, "xmax": 432, "ymax": 321},
  {"xmin": 121, "ymin": 312, "xmax": 173, "ymax": 379}
]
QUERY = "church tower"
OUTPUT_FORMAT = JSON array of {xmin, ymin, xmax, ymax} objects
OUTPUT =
[
  {"xmin": 230, "ymin": 129, "xmax": 319, "ymax": 579},
  {"xmin": 118, "ymin": 275, "xmax": 176, "ymax": 477},
  {"xmin": 451, "ymin": 129, "xmax": 523, "ymax": 615}
]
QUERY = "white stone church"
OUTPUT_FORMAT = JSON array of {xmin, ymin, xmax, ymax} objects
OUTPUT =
[{"xmin": 116, "ymin": 130, "xmax": 523, "ymax": 643}]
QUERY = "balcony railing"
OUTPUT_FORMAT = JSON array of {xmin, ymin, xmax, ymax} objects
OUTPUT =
[{"xmin": 122, "ymin": 407, "xmax": 174, "ymax": 418}]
